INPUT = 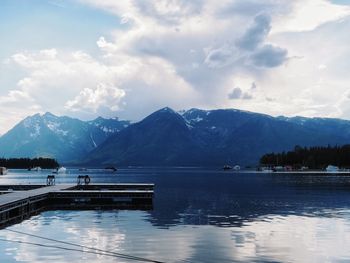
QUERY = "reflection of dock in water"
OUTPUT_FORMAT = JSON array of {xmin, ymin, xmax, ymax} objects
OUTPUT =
[{"xmin": 0, "ymin": 182, "xmax": 154, "ymax": 228}]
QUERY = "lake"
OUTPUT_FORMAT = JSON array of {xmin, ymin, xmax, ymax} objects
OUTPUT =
[{"xmin": 0, "ymin": 168, "xmax": 350, "ymax": 262}]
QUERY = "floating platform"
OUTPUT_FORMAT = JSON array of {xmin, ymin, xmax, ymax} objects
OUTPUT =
[{"xmin": 0, "ymin": 183, "xmax": 154, "ymax": 229}]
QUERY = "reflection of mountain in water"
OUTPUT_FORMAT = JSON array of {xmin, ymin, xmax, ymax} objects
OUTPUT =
[{"xmin": 135, "ymin": 169, "xmax": 350, "ymax": 228}]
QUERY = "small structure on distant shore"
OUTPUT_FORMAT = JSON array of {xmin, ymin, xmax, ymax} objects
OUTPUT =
[
  {"xmin": 0, "ymin": 167, "xmax": 7, "ymax": 175},
  {"xmin": 233, "ymin": 165, "xmax": 240, "ymax": 171},
  {"xmin": 28, "ymin": 166, "xmax": 42, "ymax": 172},
  {"xmin": 223, "ymin": 165, "xmax": 232, "ymax": 170},
  {"xmin": 53, "ymin": 167, "xmax": 67, "ymax": 174},
  {"xmin": 325, "ymin": 165, "xmax": 339, "ymax": 172},
  {"xmin": 105, "ymin": 166, "xmax": 117, "ymax": 172}
]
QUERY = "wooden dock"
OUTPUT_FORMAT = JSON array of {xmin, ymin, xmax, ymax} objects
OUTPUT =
[{"xmin": 0, "ymin": 183, "xmax": 154, "ymax": 229}]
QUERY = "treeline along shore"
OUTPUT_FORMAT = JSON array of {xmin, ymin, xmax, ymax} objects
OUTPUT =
[
  {"xmin": 0, "ymin": 158, "xmax": 59, "ymax": 169},
  {"xmin": 260, "ymin": 145, "xmax": 350, "ymax": 169}
]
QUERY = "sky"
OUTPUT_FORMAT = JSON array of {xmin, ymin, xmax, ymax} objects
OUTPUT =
[{"xmin": 1, "ymin": 0, "xmax": 350, "ymax": 134}]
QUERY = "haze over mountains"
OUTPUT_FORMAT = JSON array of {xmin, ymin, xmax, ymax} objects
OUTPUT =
[{"xmin": 1, "ymin": 108, "xmax": 350, "ymax": 166}]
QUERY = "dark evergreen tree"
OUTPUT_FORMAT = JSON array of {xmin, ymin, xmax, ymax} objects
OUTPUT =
[
  {"xmin": 0, "ymin": 158, "xmax": 59, "ymax": 169},
  {"xmin": 260, "ymin": 145, "xmax": 350, "ymax": 169}
]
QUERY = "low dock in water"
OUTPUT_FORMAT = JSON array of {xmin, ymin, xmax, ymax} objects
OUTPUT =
[{"xmin": 0, "ymin": 183, "xmax": 154, "ymax": 229}]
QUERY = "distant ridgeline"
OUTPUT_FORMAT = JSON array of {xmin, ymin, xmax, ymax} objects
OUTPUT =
[
  {"xmin": 260, "ymin": 145, "xmax": 350, "ymax": 169},
  {"xmin": 0, "ymin": 158, "xmax": 59, "ymax": 169}
]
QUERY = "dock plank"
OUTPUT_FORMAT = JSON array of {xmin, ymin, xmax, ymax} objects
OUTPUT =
[
  {"xmin": 0, "ymin": 183, "xmax": 154, "ymax": 228},
  {"xmin": 0, "ymin": 184, "xmax": 73, "ymax": 207}
]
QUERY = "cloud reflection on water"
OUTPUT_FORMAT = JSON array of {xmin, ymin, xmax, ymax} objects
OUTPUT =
[{"xmin": 1, "ymin": 211, "xmax": 350, "ymax": 262}]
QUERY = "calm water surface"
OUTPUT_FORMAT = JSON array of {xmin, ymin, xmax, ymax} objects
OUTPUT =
[{"xmin": 0, "ymin": 168, "xmax": 350, "ymax": 262}]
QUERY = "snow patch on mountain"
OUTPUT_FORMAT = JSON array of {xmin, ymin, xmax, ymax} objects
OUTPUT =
[
  {"xmin": 30, "ymin": 123, "xmax": 41, "ymax": 138},
  {"xmin": 90, "ymin": 133, "xmax": 97, "ymax": 148},
  {"xmin": 23, "ymin": 115, "xmax": 39, "ymax": 129},
  {"xmin": 46, "ymin": 121, "xmax": 68, "ymax": 136},
  {"xmin": 101, "ymin": 126, "xmax": 118, "ymax": 133},
  {"xmin": 185, "ymin": 122, "xmax": 193, "ymax": 130}
]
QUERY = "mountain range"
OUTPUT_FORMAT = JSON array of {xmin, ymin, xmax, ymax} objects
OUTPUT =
[
  {"xmin": 82, "ymin": 108, "xmax": 350, "ymax": 166},
  {"xmin": 0, "ymin": 112, "xmax": 129, "ymax": 162},
  {"xmin": 1, "ymin": 108, "xmax": 350, "ymax": 166}
]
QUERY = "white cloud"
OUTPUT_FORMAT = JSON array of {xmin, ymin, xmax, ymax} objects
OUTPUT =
[
  {"xmin": 65, "ymin": 83, "xmax": 125, "ymax": 112},
  {"xmin": 228, "ymin": 87, "xmax": 243, "ymax": 100},
  {"xmin": 1, "ymin": 0, "xmax": 350, "ymax": 134},
  {"xmin": 0, "ymin": 89, "xmax": 33, "ymax": 104},
  {"xmin": 204, "ymin": 46, "xmax": 236, "ymax": 69},
  {"xmin": 0, "ymin": 45, "xmax": 200, "ymax": 132},
  {"xmin": 250, "ymin": 44, "xmax": 288, "ymax": 68},
  {"xmin": 0, "ymin": 49, "xmax": 130, "ymax": 127},
  {"xmin": 272, "ymin": 0, "xmax": 350, "ymax": 33},
  {"xmin": 9, "ymin": 49, "xmax": 121, "ymax": 110},
  {"xmin": 236, "ymin": 14, "xmax": 272, "ymax": 51},
  {"xmin": 228, "ymin": 86, "xmax": 254, "ymax": 100}
]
